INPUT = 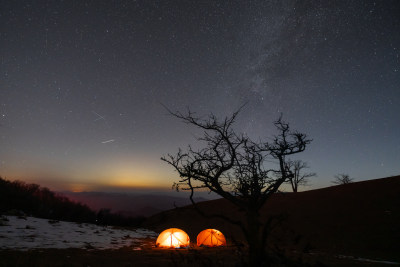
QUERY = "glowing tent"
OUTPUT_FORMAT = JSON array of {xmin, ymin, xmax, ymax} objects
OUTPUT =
[
  {"xmin": 197, "ymin": 229, "xmax": 226, "ymax": 247},
  {"xmin": 156, "ymin": 228, "xmax": 190, "ymax": 248}
]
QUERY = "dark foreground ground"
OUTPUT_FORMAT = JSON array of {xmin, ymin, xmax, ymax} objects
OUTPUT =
[
  {"xmin": 1, "ymin": 248, "xmax": 398, "ymax": 267},
  {"xmin": 1, "ymin": 239, "xmax": 398, "ymax": 267}
]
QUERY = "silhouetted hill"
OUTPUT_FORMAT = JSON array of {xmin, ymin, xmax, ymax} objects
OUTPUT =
[
  {"xmin": 0, "ymin": 177, "xmax": 96, "ymax": 223},
  {"xmin": 61, "ymin": 191, "xmax": 207, "ymax": 217},
  {"xmin": 0, "ymin": 177, "xmax": 144, "ymax": 226},
  {"xmin": 144, "ymin": 175, "xmax": 400, "ymax": 261}
]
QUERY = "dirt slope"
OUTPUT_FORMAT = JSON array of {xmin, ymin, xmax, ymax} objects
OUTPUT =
[{"xmin": 144, "ymin": 176, "xmax": 400, "ymax": 261}]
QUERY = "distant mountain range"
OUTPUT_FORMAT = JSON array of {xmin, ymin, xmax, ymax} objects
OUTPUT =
[{"xmin": 61, "ymin": 191, "xmax": 208, "ymax": 217}]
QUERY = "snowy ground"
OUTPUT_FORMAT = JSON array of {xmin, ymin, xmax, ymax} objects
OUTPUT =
[{"xmin": 0, "ymin": 216, "xmax": 157, "ymax": 250}]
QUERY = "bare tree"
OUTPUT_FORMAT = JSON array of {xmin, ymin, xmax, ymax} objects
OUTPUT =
[
  {"xmin": 161, "ymin": 108, "xmax": 312, "ymax": 266},
  {"xmin": 332, "ymin": 173, "xmax": 354, "ymax": 185},
  {"xmin": 284, "ymin": 160, "xmax": 316, "ymax": 192}
]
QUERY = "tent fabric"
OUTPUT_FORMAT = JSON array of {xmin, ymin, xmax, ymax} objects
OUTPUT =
[
  {"xmin": 156, "ymin": 228, "xmax": 190, "ymax": 248},
  {"xmin": 197, "ymin": 229, "xmax": 226, "ymax": 247}
]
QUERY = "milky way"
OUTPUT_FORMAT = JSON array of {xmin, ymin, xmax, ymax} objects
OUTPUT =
[{"xmin": 1, "ymin": 1, "xmax": 399, "ymax": 192}]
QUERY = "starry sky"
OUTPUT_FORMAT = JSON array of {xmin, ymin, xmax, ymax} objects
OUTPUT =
[{"xmin": 1, "ymin": 1, "xmax": 399, "ymax": 193}]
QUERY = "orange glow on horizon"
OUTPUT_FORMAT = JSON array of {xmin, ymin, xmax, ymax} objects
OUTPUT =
[
  {"xmin": 3, "ymin": 171, "xmax": 174, "ymax": 193},
  {"xmin": 69, "ymin": 184, "xmax": 92, "ymax": 193},
  {"xmin": 1, "ymin": 157, "xmax": 177, "ymax": 192}
]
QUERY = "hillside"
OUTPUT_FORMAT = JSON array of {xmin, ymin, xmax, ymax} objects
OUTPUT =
[
  {"xmin": 0, "ymin": 177, "xmax": 96, "ymax": 223},
  {"xmin": 0, "ymin": 177, "xmax": 144, "ymax": 226},
  {"xmin": 144, "ymin": 175, "xmax": 400, "ymax": 262}
]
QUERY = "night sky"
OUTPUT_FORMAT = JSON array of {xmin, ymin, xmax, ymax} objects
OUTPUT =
[{"xmin": 1, "ymin": 1, "xmax": 399, "ymax": 193}]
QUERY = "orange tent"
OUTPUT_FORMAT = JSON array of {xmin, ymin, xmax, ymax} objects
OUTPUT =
[
  {"xmin": 156, "ymin": 228, "xmax": 190, "ymax": 248},
  {"xmin": 197, "ymin": 229, "xmax": 226, "ymax": 247}
]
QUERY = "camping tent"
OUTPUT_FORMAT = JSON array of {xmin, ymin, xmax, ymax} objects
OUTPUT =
[
  {"xmin": 197, "ymin": 229, "xmax": 226, "ymax": 247},
  {"xmin": 156, "ymin": 228, "xmax": 190, "ymax": 248}
]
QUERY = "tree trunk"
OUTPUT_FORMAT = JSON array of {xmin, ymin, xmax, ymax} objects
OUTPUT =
[
  {"xmin": 293, "ymin": 183, "xmax": 298, "ymax": 193},
  {"xmin": 246, "ymin": 211, "xmax": 267, "ymax": 266}
]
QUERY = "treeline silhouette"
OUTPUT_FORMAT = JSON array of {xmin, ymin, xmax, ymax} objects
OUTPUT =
[{"xmin": 0, "ymin": 177, "xmax": 145, "ymax": 227}]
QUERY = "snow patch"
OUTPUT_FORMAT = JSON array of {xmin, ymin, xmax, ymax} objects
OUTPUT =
[
  {"xmin": 0, "ymin": 216, "xmax": 157, "ymax": 250},
  {"xmin": 337, "ymin": 254, "xmax": 400, "ymax": 265}
]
